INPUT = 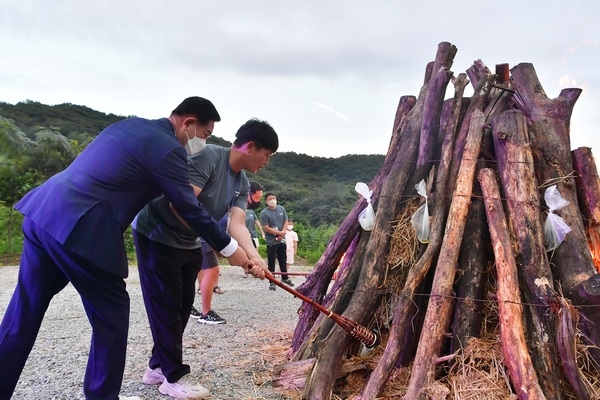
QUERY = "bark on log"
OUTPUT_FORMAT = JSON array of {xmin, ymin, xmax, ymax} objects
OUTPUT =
[
  {"xmin": 415, "ymin": 42, "xmax": 457, "ymax": 178},
  {"xmin": 446, "ymin": 61, "xmax": 493, "ymax": 198},
  {"xmin": 491, "ymin": 108, "xmax": 562, "ymax": 398},
  {"xmin": 300, "ymin": 42, "xmax": 457, "ymax": 400},
  {"xmin": 510, "ymin": 62, "xmax": 600, "ymax": 364},
  {"xmin": 573, "ymin": 146, "xmax": 600, "ymax": 273},
  {"xmin": 290, "ymin": 95, "xmax": 416, "ymax": 353},
  {"xmin": 479, "ymin": 167, "xmax": 545, "ymax": 400},
  {"xmin": 403, "ymin": 108, "xmax": 487, "ymax": 400}
]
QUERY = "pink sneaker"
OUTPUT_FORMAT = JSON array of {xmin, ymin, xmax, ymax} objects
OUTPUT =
[
  {"xmin": 142, "ymin": 366, "xmax": 165, "ymax": 385},
  {"xmin": 159, "ymin": 374, "xmax": 210, "ymax": 399}
]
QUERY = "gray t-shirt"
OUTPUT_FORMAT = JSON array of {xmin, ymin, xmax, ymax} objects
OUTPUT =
[
  {"xmin": 245, "ymin": 209, "xmax": 259, "ymax": 239},
  {"xmin": 260, "ymin": 205, "xmax": 288, "ymax": 246},
  {"xmin": 133, "ymin": 145, "xmax": 249, "ymax": 249}
]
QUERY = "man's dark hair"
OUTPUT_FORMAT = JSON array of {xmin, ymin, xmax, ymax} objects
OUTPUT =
[
  {"xmin": 265, "ymin": 192, "xmax": 276, "ymax": 199},
  {"xmin": 233, "ymin": 118, "xmax": 279, "ymax": 153},
  {"xmin": 172, "ymin": 97, "xmax": 221, "ymax": 125},
  {"xmin": 249, "ymin": 180, "xmax": 265, "ymax": 194}
]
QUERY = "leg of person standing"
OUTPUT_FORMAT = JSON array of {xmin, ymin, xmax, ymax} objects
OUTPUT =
[
  {"xmin": 195, "ymin": 243, "xmax": 226, "ymax": 325},
  {"xmin": 276, "ymin": 242, "xmax": 294, "ymax": 286},
  {"xmin": 134, "ymin": 231, "xmax": 202, "ymax": 384},
  {"xmin": 0, "ymin": 218, "xmax": 70, "ymax": 398},
  {"xmin": 0, "ymin": 217, "xmax": 131, "ymax": 400},
  {"xmin": 266, "ymin": 243, "xmax": 277, "ymax": 290}
]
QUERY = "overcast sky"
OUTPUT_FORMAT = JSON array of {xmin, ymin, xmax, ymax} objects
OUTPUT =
[{"xmin": 1, "ymin": 0, "xmax": 598, "ymax": 158}]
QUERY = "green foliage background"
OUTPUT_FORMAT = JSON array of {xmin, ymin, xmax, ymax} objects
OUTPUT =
[{"xmin": 0, "ymin": 100, "xmax": 384, "ymax": 265}]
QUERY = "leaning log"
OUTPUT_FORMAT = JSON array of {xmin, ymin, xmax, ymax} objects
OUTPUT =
[
  {"xmin": 491, "ymin": 108, "xmax": 562, "ymax": 398},
  {"xmin": 573, "ymin": 146, "xmax": 600, "ymax": 273},
  {"xmin": 450, "ymin": 110, "xmax": 493, "ymax": 355},
  {"xmin": 479, "ymin": 167, "xmax": 545, "ymax": 400}
]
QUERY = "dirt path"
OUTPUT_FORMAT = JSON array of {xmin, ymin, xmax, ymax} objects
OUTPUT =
[{"xmin": 0, "ymin": 265, "xmax": 305, "ymax": 399}]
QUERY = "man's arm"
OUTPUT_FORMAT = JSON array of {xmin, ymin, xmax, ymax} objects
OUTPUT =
[
  {"xmin": 229, "ymin": 207, "xmax": 267, "ymax": 272},
  {"xmin": 170, "ymin": 183, "xmax": 249, "ymax": 268},
  {"xmin": 254, "ymin": 219, "xmax": 265, "ymax": 238},
  {"xmin": 231, "ymin": 208, "xmax": 262, "ymax": 259},
  {"xmin": 262, "ymin": 212, "xmax": 287, "ymax": 238}
]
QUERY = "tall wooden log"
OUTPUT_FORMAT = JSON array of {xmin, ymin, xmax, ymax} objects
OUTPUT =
[
  {"xmin": 573, "ymin": 146, "xmax": 600, "ymax": 273},
  {"xmin": 446, "ymin": 61, "xmax": 492, "ymax": 196},
  {"xmin": 510, "ymin": 63, "xmax": 600, "ymax": 364},
  {"xmin": 479, "ymin": 167, "xmax": 545, "ymax": 400},
  {"xmin": 491, "ymin": 108, "xmax": 562, "ymax": 398},
  {"xmin": 450, "ymin": 66, "xmax": 514, "ymax": 354},
  {"xmin": 403, "ymin": 107, "xmax": 486, "ymax": 399},
  {"xmin": 415, "ymin": 43, "xmax": 457, "ymax": 179},
  {"xmin": 450, "ymin": 116, "xmax": 493, "ymax": 354},
  {"xmin": 300, "ymin": 42, "xmax": 456, "ymax": 400}
]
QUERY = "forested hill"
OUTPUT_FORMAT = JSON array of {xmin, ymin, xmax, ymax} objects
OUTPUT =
[{"xmin": 0, "ymin": 100, "xmax": 384, "ymax": 227}]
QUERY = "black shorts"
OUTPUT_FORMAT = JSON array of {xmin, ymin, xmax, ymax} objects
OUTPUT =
[{"xmin": 200, "ymin": 241, "xmax": 219, "ymax": 270}]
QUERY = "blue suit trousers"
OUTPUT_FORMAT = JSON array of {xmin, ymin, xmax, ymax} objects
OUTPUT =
[{"xmin": 0, "ymin": 218, "xmax": 130, "ymax": 400}]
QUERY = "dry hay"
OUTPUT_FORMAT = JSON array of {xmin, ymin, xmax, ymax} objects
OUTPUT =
[
  {"xmin": 386, "ymin": 197, "xmax": 420, "ymax": 273},
  {"xmin": 444, "ymin": 337, "xmax": 516, "ymax": 400},
  {"xmin": 231, "ymin": 325, "xmax": 302, "ymax": 399},
  {"xmin": 575, "ymin": 331, "xmax": 600, "ymax": 399}
]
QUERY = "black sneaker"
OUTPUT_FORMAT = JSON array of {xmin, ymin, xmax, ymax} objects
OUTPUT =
[
  {"xmin": 197, "ymin": 310, "xmax": 226, "ymax": 325},
  {"xmin": 282, "ymin": 278, "xmax": 295, "ymax": 287},
  {"xmin": 269, "ymin": 283, "xmax": 276, "ymax": 291},
  {"xmin": 190, "ymin": 306, "xmax": 202, "ymax": 319}
]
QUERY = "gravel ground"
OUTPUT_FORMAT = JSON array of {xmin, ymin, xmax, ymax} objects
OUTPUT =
[{"xmin": 0, "ymin": 264, "xmax": 307, "ymax": 400}]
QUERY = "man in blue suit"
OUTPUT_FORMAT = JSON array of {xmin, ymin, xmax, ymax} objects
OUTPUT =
[{"xmin": 0, "ymin": 97, "xmax": 266, "ymax": 400}]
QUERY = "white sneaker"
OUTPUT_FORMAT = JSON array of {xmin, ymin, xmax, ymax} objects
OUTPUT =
[
  {"xmin": 119, "ymin": 396, "xmax": 142, "ymax": 400},
  {"xmin": 159, "ymin": 374, "xmax": 210, "ymax": 399},
  {"xmin": 142, "ymin": 366, "xmax": 165, "ymax": 385}
]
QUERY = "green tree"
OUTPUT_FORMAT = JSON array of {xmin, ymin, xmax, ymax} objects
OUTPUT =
[{"xmin": 0, "ymin": 117, "xmax": 78, "ymax": 253}]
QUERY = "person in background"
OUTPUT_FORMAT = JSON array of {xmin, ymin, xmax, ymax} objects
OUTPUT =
[
  {"xmin": 193, "ymin": 246, "xmax": 225, "ymax": 300},
  {"xmin": 0, "ymin": 96, "xmax": 251, "ymax": 400},
  {"xmin": 285, "ymin": 219, "xmax": 299, "ymax": 271},
  {"xmin": 133, "ymin": 118, "xmax": 275, "ymax": 399},
  {"xmin": 260, "ymin": 193, "xmax": 294, "ymax": 290},
  {"xmin": 246, "ymin": 181, "xmax": 266, "ymax": 249},
  {"xmin": 243, "ymin": 181, "xmax": 266, "ymax": 277}
]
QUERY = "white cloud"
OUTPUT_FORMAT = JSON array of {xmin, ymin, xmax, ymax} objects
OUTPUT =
[{"xmin": 1, "ymin": 0, "xmax": 599, "ymax": 158}]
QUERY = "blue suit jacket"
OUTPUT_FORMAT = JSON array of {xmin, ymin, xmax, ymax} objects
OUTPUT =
[{"xmin": 15, "ymin": 117, "xmax": 230, "ymax": 277}]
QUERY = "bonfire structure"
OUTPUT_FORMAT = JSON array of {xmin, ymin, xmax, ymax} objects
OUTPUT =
[{"xmin": 273, "ymin": 42, "xmax": 600, "ymax": 399}]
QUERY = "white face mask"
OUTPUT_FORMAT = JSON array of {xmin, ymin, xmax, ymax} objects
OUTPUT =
[
  {"xmin": 287, "ymin": 225, "xmax": 293, "ymax": 230},
  {"xmin": 184, "ymin": 125, "xmax": 206, "ymax": 156},
  {"xmin": 267, "ymin": 199, "xmax": 277, "ymax": 208}
]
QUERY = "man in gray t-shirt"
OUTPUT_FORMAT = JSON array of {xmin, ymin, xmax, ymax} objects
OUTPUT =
[
  {"xmin": 260, "ymin": 192, "xmax": 294, "ymax": 290},
  {"xmin": 132, "ymin": 119, "xmax": 278, "ymax": 398}
]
